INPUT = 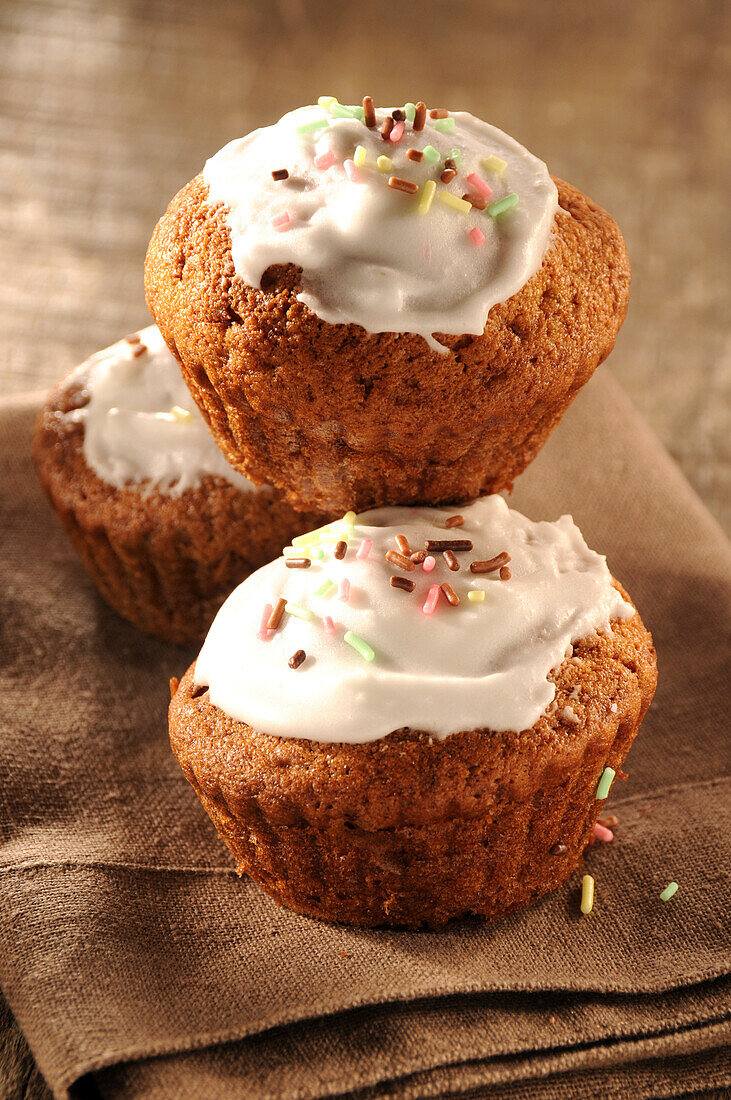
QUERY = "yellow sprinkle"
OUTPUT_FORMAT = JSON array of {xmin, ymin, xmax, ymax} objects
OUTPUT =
[
  {"xmin": 283, "ymin": 546, "xmax": 310, "ymax": 558},
  {"xmin": 169, "ymin": 405, "xmax": 192, "ymax": 423},
  {"xmin": 342, "ymin": 511, "xmax": 357, "ymax": 525},
  {"xmin": 467, "ymin": 590, "xmax": 485, "ymax": 602},
  {"xmin": 438, "ymin": 191, "xmax": 471, "ymax": 214},
  {"xmin": 580, "ymin": 874, "xmax": 595, "ymax": 915},
  {"xmin": 292, "ymin": 524, "xmax": 331, "ymax": 547},
  {"xmin": 376, "ymin": 155, "xmax": 392, "ymax": 173},
  {"xmin": 319, "ymin": 532, "xmax": 348, "ymax": 543},
  {"xmin": 482, "ymin": 154, "xmax": 507, "ymax": 174},
  {"xmin": 417, "ymin": 178, "xmax": 436, "ymax": 215},
  {"xmin": 353, "ymin": 144, "xmax": 367, "ymax": 168},
  {"xmin": 318, "ymin": 95, "xmax": 338, "ymax": 112}
]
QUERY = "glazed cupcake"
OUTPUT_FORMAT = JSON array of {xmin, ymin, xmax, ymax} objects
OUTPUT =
[
  {"xmin": 146, "ymin": 98, "xmax": 630, "ymax": 512},
  {"xmin": 33, "ymin": 326, "xmax": 323, "ymax": 646},
  {"xmin": 169, "ymin": 496, "xmax": 656, "ymax": 927}
]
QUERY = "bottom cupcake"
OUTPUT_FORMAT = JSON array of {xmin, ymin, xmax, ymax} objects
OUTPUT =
[
  {"xmin": 169, "ymin": 497, "xmax": 657, "ymax": 928},
  {"xmin": 33, "ymin": 326, "xmax": 323, "ymax": 646}
]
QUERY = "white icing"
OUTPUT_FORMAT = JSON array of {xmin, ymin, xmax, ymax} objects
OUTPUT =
[
  {"xmin": 194, "ymin": 497, "xmax": 633, "ymax": 743},
  {"xmin": 203, "ymin": 104, "xmax": 558, "ymax": 352},
  {"xmin": 71, "ymin": 326, "xmax": 256, "ymax": 496}
]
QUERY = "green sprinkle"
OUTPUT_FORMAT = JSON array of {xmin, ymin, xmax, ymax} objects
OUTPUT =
[
  {"xmin": 344, "ymin": 630, "xmax": 375, "ymax": 662},
  {"xmin": 310, "ymin": 547, "xmax": 325, "ymax": 560},
  {"xmin": 315, "ymin": 579, "xmax": 336, "ymax": 599},
  {"xmin": 285, "ymin": 602, "xmax": 314, "ymax": 622},
  {"xmin": 660, "ymin": 881, "xmax": 679, "ymax": 902},
  {"xmin": 296, "ymin": 116, "xmax": 329, "ymax": 134},
  {"xmin": 487, "ymin": 193, "xmax": 519, "ymax": 218},
  {"xmin": 404, "ymin": 102, "xmax": 416, "ymax": 122},
  {"xmin": 449, "ymin": 147, "xmax": 463, "ymax": 167},
  {"xmin": 422, "ymin": 144, "xmax": 440, "ymax": 163},
  {"xmin": 331, "ymin": 103, "xmax": 358, "ymax": 119},
  {"xmin": 595, "ymin": 767, "xmax": 615, "ymax": 800},
  {"xmin": 353, "ymin": 106, "xmax": 365, "ymax": 122},
  {"xmin": 433, "ymin": 116, "xmax": 455, "ymax": 133},
  {"xmin": 318, "ymin": 95, "xmax": 338, "ymax": 111}
]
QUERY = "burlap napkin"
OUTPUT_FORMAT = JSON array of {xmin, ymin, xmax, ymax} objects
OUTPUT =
[{"xmin": 0, "ymin": 374, "xmax": 729, "ymax": 1100}]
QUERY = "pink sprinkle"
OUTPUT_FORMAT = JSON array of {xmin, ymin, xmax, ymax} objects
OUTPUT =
[
  {"xmin": 422, "ymin": 584, "xmax": 441, "ymax": 615},
  {"xmin": 344, "ymin": 159, "xmax": 361, "ymax": 182},
  {"xmin": 466, "ymin": 172, "xmax": 493, "ymax": 199},
  {"xmin": 339, "ymin": 578, "xmax": 351, "ymax": 603},
  {"xmin": 314, "ymin": 149, "xmax": 336, "ymax": 170},
  {"xmin": 389, "ymin": 121, "xmax": 405, "ymax": 143},
  {"xmin": 593, "ymin": 822, "xmax": 614, "ymax": 843},
  {"xmin": 258, "ymin": 603, "xmax": 273, "ymax": 640},
  {"xmin": 356, "ymin": 538, "xmax": 373, "ymax": 560},
  {"xmin": 469, "ymin": 226, "xmax": 485, "ymax": 247},
  {"xmin": 422, "ymin": 555, "xmax": 436, "ymax": 573},
  {"xmin": 323, "ymin": 616, "xmax": 336, "ymax": 634},
  {"xmin": 271, "ymin": 212, "xmax": 291, "ymax": 231}
]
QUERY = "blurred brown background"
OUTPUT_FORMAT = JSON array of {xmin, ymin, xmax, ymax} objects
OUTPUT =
[{"xmin": 1, "ymin": 0, "xmax": 729, "ymax": 537}]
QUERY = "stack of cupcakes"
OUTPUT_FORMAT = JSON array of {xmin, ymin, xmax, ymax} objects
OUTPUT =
[{"xmin": 38, "ymin": 98, "xmax": 657, "ymax": 927}]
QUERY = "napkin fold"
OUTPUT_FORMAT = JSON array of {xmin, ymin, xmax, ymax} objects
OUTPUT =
[{"xmin": 0, "ymin": 375, "xmax": 729, "ymax": 1099}]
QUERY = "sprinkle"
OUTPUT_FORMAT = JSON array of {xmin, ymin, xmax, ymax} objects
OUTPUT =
[
  {"xmin": 362, "ymin": 96, "xmax": 376, "ymax": 128},
  {"xmin": 413, "ymin": 101, "xmax": 427, "ymax": 131},
  {"xmin": 598, "ymin": 814, "xmax": 619, "ymax": 829},
  {"xmin": 344, "ymin": 630, "xmax": 375, "ymax": 662},
  {"xmin": 465, "ymin": 171, "xmax": 492, "ymax": 199},
  {"xmin": 285, "ymin": 557, "xmax": 311, "ymax": 569},
  {"xmin": 410, "ymin": 550, "xmax": 427, "ymax": 564},
  {"xmin": 395, "ymin": 534, "xmax": 412, "ymax": 556},
  {"xmin": 487, "ymin": 193, "xmax": 519, "ymax": 218},
  {"xmin": 334, "ymin": 540, "xmax": 347, "ymax": 560},
  {"xmin": 310, "ymin": 547, "xmax": 325, "ymax": 560},
  {"xmin": 314, "ymin": 149, "xmax": 337, "ymax": 170},
  {"xmin": 271, "ymin": 168, "xmax": 289, "ymax": 181},
  {"xmin": 660, "ymin": 881, "xmax": 679, "ymax": 902},
  {"xmin": 271, "ymin": 212, "xmax": 292, "ymax": 231},
  {"xmin": 449, "ymin": 147, "xmax": 463, "ymax": 167},
  {"xmin": 388, "ymin": 176, "xmax": 419, "ymax": 195},
  {"xmin": 344, "ymin": 159, "xmax": 361, "ymax": 182},
  {"xmin": 580, "ymin": 874, "xmax": 595, "ymax": 915},
  {"xmin": 356, "ymin": 538, "xmax": 372, "ymax": 560},
  {"xmin": 376, "ymin": 155, "xmax": 392, "ymax": 173},
  {"xmin": 381, "ymin": 116, "xmax": 394, "ymax": 141},
  {"xmin": 593, "ymin": 822, "xmax": 614, "ymax": 843},
  {"xmin": 445, "ymin": 514, "xmax": 465, "ymax": 528},
  {"xmin": 500, "ymin": 565, "xmax": 511, "ymax": 580},
  {"xmin": 404, "ymin": 102, "xmax": 416, "ymax": 122},
  {"xmin": 296, "ymin": 116, "xmax": 329, "ymax": 134},
  {"xmin": 385, "ymin": 550, "xmax": 415, "ymax": 572},
  {"xmin": 132, "ymin": 344, "xmax": 148, "ymax": 357},
  {"xmin": 407, "ymin": 148, "xmax": 424, "ymax": 163},
  {"xmin": 315, "ymin": 578, "xmax": 336, "ymax": 599},
  {"xmin": 353, "ymin": 144, "xmax": 368, "ymax": 168},
  {"xmin": 469, "ymin": 226, "xmax": 485, "ymax": 247},
  {"xmin": 463, "ymin": 193, "xmax": 487, "ymax": 210},
  {"xmin": 339, "ymin": 578, "xmax": 351, "ymax": 603},
  {"xmin": 433, "ymin": 117, "xmax": 455, "ymax": 133},
  {"xmin": 440, "ymin": 582, "xmax": 460, "ymax": 606},
  {"xmin": 390, "ymin": 576, "xmax": 415, "ymax": 593},
  {"xmin": 342, "ymin": 511, "xmax": 357, "ymax": 526},
  {"xmin": 422, "ymin": 584, "xmax": 441, "ymax": 615},
  {"xmin": 292, "ymin": 527, "xmax": 328, "ymax": 547},
  {"xmin": 443, "ymin": 549, "xmax": 460, "ymax": 571},
  {"xmin": 354, "ymin": 106, "xmax": 365, "ymax": 122},
  {"xmin": 289, "ymin": 649, "xmax": 306, "ymax": 669},
  {"xmin": 170, "ymin": 405, "xmax": 192, "ymax": 423},
  {"xmin": 417, "ymin": 179, "xmax": 436, "ymax": 215},
  {"xmin": 391, "ymin": 108, "xmax": 405, "ymax": 122},
  {"xmin": 318, "ymin": 95, "xmax": 338, "ymax": 111},
  {"xmin": 596, "ymin": 767, "xmax": 616, "ymax": 800},
  {"xmin": 124, "ymin": 332, "xmax": 141, "ymax": 343},
  {"xmin": 258, "ymin": 603, "xmax": 273, "ymax": 640},
  {"xmin": 422, "ymin": 144, "xmax": 440, "ymax": 163},
  {"xmin": 438, "ymin": 191, "xmax": 471, "ymax": 214},
  {"xmin": 331, "ymin": 103, "xmax": 359, "ymax": 119},
  {"xmin": 323, "ymin": 616, "xmax": 336, "ymax": 634},
  {"xmin": 429, "ymin": 108, "xmax": 449, "ymax": 119},
  {"xmin": 440, "ymin": 167, "xmax": 457, "ymax": 184},
  {"xmin": 422, "ymin": 555, "xmax": 436, "ymax": 573},
  {"xmin": 267, "ymin": 598, "xmax": 287, "ymax": 631},
  {"xmin": 390, "ymin": 121, "xmax": 405, "ymax": 143},
  {"xmin": 467, "ymin": 590, "xmax": 485, "ymax": 602},
  {"xmin": 482, "ymin": 154, "xmax": 507, "ymax": 174},
  {"xmin": 426, "ymin": 538, "xmax": 473, "ymax": 552},
  {"xmin": 470, "ymin": 552, "xmax": 510, "ymax": 574},
  {"xmin": 285, "ymin": 602, "xmax": 314, "ymax": 622}
]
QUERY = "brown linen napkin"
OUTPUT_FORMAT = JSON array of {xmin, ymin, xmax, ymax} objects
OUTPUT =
[{"xmin": 0, "ymin": 376, "xmax": 729, "ymax": 1099}]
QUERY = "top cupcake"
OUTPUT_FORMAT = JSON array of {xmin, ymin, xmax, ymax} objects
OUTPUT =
[{"xmin": 203, "ymin": 101, "xmax": 558, "ymax": 351}]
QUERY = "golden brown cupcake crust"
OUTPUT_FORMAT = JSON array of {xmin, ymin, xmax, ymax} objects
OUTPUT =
[{"xmin": 145, "ymin": 175, "xmax": 630, "ymax": 512}]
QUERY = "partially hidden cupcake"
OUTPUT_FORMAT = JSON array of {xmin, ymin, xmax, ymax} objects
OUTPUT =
[
  {"xmin": 33, "ymin": 325, "xmax": 324, "ymax": 646},
  {"xmin": 146, "ymin": 98, "xmax": 630, "ymax": 513},
  {"xmin": 169, "ymin": 496, "xmax": 656, "ymax": 927}
]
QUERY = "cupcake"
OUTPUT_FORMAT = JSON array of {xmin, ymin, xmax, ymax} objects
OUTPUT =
[
  {"xmin": 169, "ymin": 496, "xmax": 656, "ymax": 928},
  {"xmin": 33, "ymin": 326, "xmax": 323, "ymax": 646},
  {"xmin": 146, "ymin": 99, "xmax": 630, "ymax": 513}
]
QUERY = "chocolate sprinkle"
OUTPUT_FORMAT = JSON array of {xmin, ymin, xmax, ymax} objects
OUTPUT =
[
  {"xmin": 429, "ymin": 108, "xmax": 449, "ymax": 119},
  {"xmin": 440, "ymin": 167, "xmax": 457, "ymax": 184},
  {"xmin": 334, "ymin": 540, "xmax": 347, "ymax": 560},
  {"xmin": 470, "ymin": 552, "xmax": 511, "ymax": 574},
  {"xmin": 271, "ymin": 168, "xmax": 289, "ymax": 181},
  {"xmin": 425, "ymin": 539, "xmax": 473, "ymax": 552},
  {"xmin": 267, "ymin": 597, "xmax": 287, "ymax": 631},
  {"xmin": 390, "ymin": 576, "xmax": 415, "ymax": 593},
  {"xmin": 288, "ymin": 649, "xmax": 306, "ymax": 669},
  {"xmin": 500, "ymin": 566, "xmax": 512, "ymax": 580},
  {"xmin": 413, "ymin": 101, "xmax": 427, "ymax": 131},
  {"xmin": 388, "ymin": 176, "xmax": 419, "ymax": 195},
  {"xmin": 407, "ymin": 148, "xmax": 424, "ymax": 162},
  {"xmin": 363, "ymin": 96, "xmax": 376, "ymax": 128},
  {"xmin": 445, "ymin": 514, "xmax": 465, "ymax": 528},
  {"xmin": 285, "ymin": 557, "xmax": 311, "ymax": 569},
  {"xmin": 385, "ymin": 550, "xmax": 415, "ymax": 572},
  {"xmin": 463, "ymin": 193, "xmax": 487, "ymax": 210},
  {"xmin": 391, "ymin": 108, "xmax": 405, "ymax": 122},
  {"xmin": 132, "ymin": 344, "xmax": 147, "ymax": 358},
  {"xmin": 410, "ymin": 550, "xmax": 427, "ymax": 564},
  {"xmin": 396, "ymin": 534, "xmax": 412, "ymax": 556},
  {"xmin": 440, "ymin": 582, "xmax": 460, "ymax": 606},
  {"xmin": 381, "ymin": 116, "xmax": 394, "ymax": 141},
  {"xmin": 443, "ymin": 550, "xmax": 460, "ymax": 571},
  {"xmin": 124, "ymin": 333, "xmax": 141, "ymax": 344}
]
